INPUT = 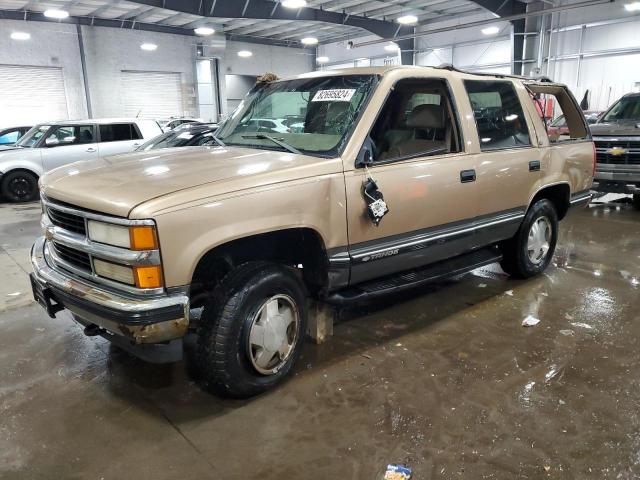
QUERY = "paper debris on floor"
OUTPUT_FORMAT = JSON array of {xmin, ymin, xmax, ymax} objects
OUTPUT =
[
  {"xmin": 522, "ymin": 315, "xmax": 540, "ymax": 327},
  {"xmin": 571, "ymin": 322, "xmax": 593, "ymax": 330},
  {"xmin": 504, "ymin": 290, "xmax": 514, "ymax": 296},
  {"xmin": 478, "ymin": 283, "xmax": 487, "ymax": 288},
  {"xmin": 384, "ymin": 464, "xmax": 412, "ymax": 480}
]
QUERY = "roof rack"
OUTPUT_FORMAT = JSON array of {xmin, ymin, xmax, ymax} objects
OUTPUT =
[{"xmin": 434, "ymin": 64, "xmax": 555, "ymax": 83}]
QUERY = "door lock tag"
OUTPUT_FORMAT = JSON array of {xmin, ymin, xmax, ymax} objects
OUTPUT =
[{"xmin": 363, "ymin": 178, "xmax": 389, "ymax": 226}]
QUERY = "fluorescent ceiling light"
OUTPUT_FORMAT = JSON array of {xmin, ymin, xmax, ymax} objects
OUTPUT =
[
  {"xmin": 397, "ymin": 14, "xmax": 418, "ymax": 25},
  {"xmin": 282, "ymin": 0, "xmax": 307, "ymax": 8},
  {"xmin": 43, "ymin": 9, "xmax": 69, "ymax": 19},
  {"xmin": 238, "ymin": 50, "xmax": 253, "ymax": 58},
  {"xmin": 10, "ymin": 32, "xmax": 30, "ymax": 40},
  {"xmin": 301, "ymin": 37, "xmax": 318, "ymax": 45},
  {"xmin": 316, "ymin": 56, "xmax": 329, "ymax": 63},
  {"xmin": 194, "ymin": 27, "xmax": 215, "ymax": 35},
  {"xmin": 482, "ymin": 26, "xmax": 500, "ymax": 35},
  {"xmin": 384, "ymin": 43, "xmax": 399, "ymax": 52},
  {"xmin": 140, "ymin": 43, "xmax": 158, "ymax": 51},
  {"xmin": 625, "ymin": 2, "xmax": 640, "ymax": 11}
]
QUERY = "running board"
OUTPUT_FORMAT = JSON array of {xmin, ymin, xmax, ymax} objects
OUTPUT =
[{"xmin": 325, "ymin": 246, "xmax": 502, "ymax": 305}]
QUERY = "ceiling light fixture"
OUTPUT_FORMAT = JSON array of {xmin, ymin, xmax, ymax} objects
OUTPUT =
[
  {"xmin": 316, "ymin": 56, "xmax": 329, "ymax": 63},
  {"xmin": 282, "ymin": 0, "xmax": 307, "ymax": 8},
  {"xmin": 194, "ymin": 27, "xmax": 215, "ymax": 36},
  {"xmin": 43, "ymin": 9, "xmax": 69, "ymax": 19},
  {"xmin": 140, "ymin": 43, "xmax": 158, "ymax": 51},
  {"xmin": 238, "ymin": 50, "xmax": 253, "ymax": 58},
  {"xmin": 301, "ymin": 37, "xmax": 318, "ymax": 45},
  {"xmin": 384, "ymin": 43, "xmax": 399, "ymax": 52},
  {"xmin": 624, "ymin": 2, "xmax": 640, "ymax": 11},
  {"xmin": 397, "ymin": 14, "xmax": 418, "ymax": 25},
  {"xmin": 481, "ymin": 26, "xmax": 500, "ymax": 35},
  {"xmin": 10, "ymin": 32, "xmax": 30, "ymax": 40}
]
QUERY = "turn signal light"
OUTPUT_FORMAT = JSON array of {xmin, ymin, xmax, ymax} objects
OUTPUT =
[
  {"xmin": 134, "ymin": 265, "xmax": 163, "ymax": 289},
  {"xmin": 129, "ymin": 226, "xmax": 158, "ymax": 250}
]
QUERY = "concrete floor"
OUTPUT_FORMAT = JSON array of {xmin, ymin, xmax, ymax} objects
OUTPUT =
[{"xmin": 1, "ymin": 197, "xmax": 639, "ymax": 479}]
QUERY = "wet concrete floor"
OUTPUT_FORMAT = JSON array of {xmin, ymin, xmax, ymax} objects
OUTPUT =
[{"xmin": 1, "ymin": 197, "xmax": 639, "ymax": 479}]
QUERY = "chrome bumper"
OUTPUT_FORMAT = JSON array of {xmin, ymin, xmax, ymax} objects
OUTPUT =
[
  {"xmin": 594, "ymin": 164, "xmax": 640, "ymax": 194},
  {"xmin": 30, "ymin": 236, "xmax": 190, "ymax": 345}
]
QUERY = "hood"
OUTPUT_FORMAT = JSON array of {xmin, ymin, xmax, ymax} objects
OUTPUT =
[
  {"xmin": 41, "ymin": 146, "xmax": 342, "ymax": 217},
  {"xmin": 590, "ymin": 120, "xmax": 640, "ymax": 137}
]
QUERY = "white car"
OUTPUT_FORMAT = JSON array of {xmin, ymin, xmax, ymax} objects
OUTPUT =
[
  {"xmin": 159, "ymin": 118, "xmax": 203, "ymax": 133},
  {"xmin": 242, "ymin": 118, "xmax": 290, "ymax": 134},
  {"xmin": 0, "ymin": 118, "xmax": 162, "ymax": 202}
]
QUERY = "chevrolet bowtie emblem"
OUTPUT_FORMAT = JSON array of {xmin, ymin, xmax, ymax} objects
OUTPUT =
[{"xmin": 608, "ymin": 146, "xmax": 628, "ymax": 156}]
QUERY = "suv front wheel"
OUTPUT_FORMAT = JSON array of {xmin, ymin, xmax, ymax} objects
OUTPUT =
[
  {"xmin": 500, "ymin": 199, "xmax": 558, "ymax": 278},
  {"xmin": 196, "ymin": 261, "xmax": 307, "ymax": 398}
]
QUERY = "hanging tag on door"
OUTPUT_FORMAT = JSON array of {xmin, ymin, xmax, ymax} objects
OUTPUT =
[{"xmin": 362, "ymin": 177, "xmax": 389, "ymax": 226}]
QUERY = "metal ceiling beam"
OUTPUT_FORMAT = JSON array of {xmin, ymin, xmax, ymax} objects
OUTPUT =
[{"xmin": 124, "ymin": 0, "xmax": 414, "ymax": 39}]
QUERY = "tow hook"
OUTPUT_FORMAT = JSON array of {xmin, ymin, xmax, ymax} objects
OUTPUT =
[{"xmin": 83, "ymin": 324, "xmax": 105, "ymax": 337}]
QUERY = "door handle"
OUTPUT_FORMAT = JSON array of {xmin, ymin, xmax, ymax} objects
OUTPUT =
[
  {"xmin": 460, "ymin": 169, "xmax": 476, "ymax": 183},
  {"xmin": 529, "ymin": 160, "xmax": 541, "ymax": 172},
  {"xmin": 133, "ymin": 143, "xmax": 141, "ymax": 147},
  {"xmin": 86, "ymin": 147, "xmax": 97, "ymax": 153}
]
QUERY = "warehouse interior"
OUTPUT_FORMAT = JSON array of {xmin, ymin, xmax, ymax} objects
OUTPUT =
[{"xmin": 1, "ymin": 0, "xmax": 640, "ymax": 479}]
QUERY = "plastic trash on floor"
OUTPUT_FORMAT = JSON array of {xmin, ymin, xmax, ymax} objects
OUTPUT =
[
  {"xmin": 384, "ymin": 464, "xmax": 412, "ymax": 479},
  {"xmin": 522, "ymin": 315, "xmax": 541, "ymax": 327}
]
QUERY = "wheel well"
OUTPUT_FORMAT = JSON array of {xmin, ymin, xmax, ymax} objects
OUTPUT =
[
  {"xmin": 189, "ymin": 228, "xmax": 329, "ymax": 307},
  {"xmin": 1, "ymin": 168, "xmax": 39, "ymax": 181},
  {"xmin": 529, "ymin": 184, "xmax": 570, "ymax": 220}
]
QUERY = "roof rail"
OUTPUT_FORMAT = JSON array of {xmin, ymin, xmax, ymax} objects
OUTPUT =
[{"xmin": 434, "ymin": 64, "xmax": 556, "ymax": 83}]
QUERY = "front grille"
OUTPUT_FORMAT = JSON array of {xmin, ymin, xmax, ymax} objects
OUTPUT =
[
  {"xmin": 47, "ymin": 206, "xmax": 86, "ymax": 236},
  {"xmin": 595, "ymin": 139, "xmax": 640, "ymax": 165},
  {"xmin": 52, "ymin": 242, "xmax": 92, "ymax": 272}
]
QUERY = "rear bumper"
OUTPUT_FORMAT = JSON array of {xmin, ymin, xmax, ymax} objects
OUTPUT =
[{"xmin": 30, "ymin": 236, "xmax": 189, "ymax": 361}]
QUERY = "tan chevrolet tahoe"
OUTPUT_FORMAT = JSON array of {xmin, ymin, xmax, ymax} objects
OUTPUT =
[{"xmin": 30, "ymin": 66, "xmax": 594, "ymax": 397}]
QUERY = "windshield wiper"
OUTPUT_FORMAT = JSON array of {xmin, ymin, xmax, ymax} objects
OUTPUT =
[
  {"xmin": 211, "ymin": 135, "xmax": 226, "ymax": 147},
  {"xmin": 241, "ymin": 134, "xmax": 301, "ymax": 155}
]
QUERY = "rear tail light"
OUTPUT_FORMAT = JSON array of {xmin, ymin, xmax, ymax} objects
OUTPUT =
[{"xmin": 592, "ymin": 141, "xmax": 597, "ymax": 177}]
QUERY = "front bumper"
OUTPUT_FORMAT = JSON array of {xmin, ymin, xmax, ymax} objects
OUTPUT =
[
  {"xmin": 30, "ymin": 236, "xmax": 189, "ymax": 362},
  {"xmin": 594, "ymin": 164, "xmax": 640, "ymax": 194}
]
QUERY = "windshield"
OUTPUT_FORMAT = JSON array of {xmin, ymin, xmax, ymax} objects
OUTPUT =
[
  {"xmin": 17, "ymin": 125, "xmax": 50, "ymax": 148},
  {"xmin": 602, "ymin": 96, "xmax": 640, "ymax": 122},
  {"xmin": 216, "ymin": 75, "xmax": 377, "ymax": 157}
]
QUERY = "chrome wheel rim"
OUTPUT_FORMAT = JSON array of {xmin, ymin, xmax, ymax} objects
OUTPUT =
[
  {"xmin": 527, "ymin": 216, "xmax": 552, "ymax": 265},
  {"xmin": 247, "ymin": 294, "xmax": 300, "ymax": 376}
]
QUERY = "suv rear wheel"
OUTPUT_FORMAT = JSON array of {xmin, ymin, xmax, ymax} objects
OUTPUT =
[
  {"xmin": 196, "ymin": 261, "xmax": 307, "ymax": 398},
  {"xmin": 500, "ymin": 199, "xmax": 558, "ymax": 278},
  {"xmin": 1, "ymin": 170, "xmax": 39, "ymax": 202}
]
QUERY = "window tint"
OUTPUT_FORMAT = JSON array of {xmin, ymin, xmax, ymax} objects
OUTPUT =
[
  {"xmin": 465, "ymin": 80, "xmax": 531, "ymax": 151},
  {"xmin": 369, "ymin": 78, "xmax": 462, "ymax": 162},
  {"xmin": 45, "ymin": 125, "xmax": 95, "ymax": 146},
  {"xmin": 99, "ymin": 123, "xmax": 142, "ymax": 143},
  {"xmin": 0, "ymin": 130, "xmax": 20, "ymax": 145}
]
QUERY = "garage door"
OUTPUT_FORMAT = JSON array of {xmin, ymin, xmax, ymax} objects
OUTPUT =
[
  {"xmin": 0, "ymin": 65, "xmax": 68, "ymax": 128},
  {"xmin": 121, "ymin": 71, "xmax": 184, "ymax": 118}
]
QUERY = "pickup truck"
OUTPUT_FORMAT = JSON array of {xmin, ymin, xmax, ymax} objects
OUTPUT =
[
  {"xmin": 590, "ymin": 92, "xmax": 640, "ymax": 208},
  {"xmin": 30, "ymin": 66, "xmax": 594, "ymax": 397}
]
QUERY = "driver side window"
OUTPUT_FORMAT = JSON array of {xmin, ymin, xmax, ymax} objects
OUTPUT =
[
  {"xmin": 46, "ymin": 125, "xmax": 95, "ymax": 146},
  {"xmin": 369, "ymin": 78, "xmax": 462, "ymax": 163}
]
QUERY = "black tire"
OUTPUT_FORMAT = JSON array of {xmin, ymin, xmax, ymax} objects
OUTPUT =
[
  {"xmin": 1, "ymin": 170, "xmax": 39, "ymax": 202},
  {"xmin": 633, "ymin": 194, "xmax": 640, "ymax": 210},
  {"xmin": 196, "ymin": 261, "xmax": 307, "ymax": 398},
  {"xmin": 500, "ymin": 199, "xmax": 558, "ymax": 279}
]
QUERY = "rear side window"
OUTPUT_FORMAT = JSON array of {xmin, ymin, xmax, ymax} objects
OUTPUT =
[
  {"xmin": 99, "ymin": 123, "xmax": 142, "ymax": 143},
  {"xmin": 465, "ymin": 80, "xmax": 531, "ymax": 151},
  {"xmin": 528, "ymin": 85, "xmax": 589, "ymax": 142}
]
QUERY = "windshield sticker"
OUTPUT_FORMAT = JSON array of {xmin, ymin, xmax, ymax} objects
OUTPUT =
[{"xmin": 312, "ymin": 89, "xmax": 356, "ymax": 102}]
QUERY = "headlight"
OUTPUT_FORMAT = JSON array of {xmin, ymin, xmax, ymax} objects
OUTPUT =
[{"xmin": 88, "ymin": 221, "xmax": 157, "ymax": 250}]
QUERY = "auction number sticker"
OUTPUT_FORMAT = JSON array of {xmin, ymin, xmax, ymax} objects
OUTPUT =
[{"xmin": 312, "ymin": 89, "xmax": 356, "ymax": 102}]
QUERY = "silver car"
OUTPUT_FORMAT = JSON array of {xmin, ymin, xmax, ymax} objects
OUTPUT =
[{"xmin": 0, "ymin": 118, "xmax": 162, "ymax": 202}]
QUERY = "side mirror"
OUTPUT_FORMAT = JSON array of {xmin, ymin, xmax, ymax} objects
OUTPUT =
[
  {"xmin": 45, "ymin": 138, "xmax": 59, "ymax": 147},
  {"xmin": 355, "ymin": 138, "xmax": 375, "ymax": 168}
]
